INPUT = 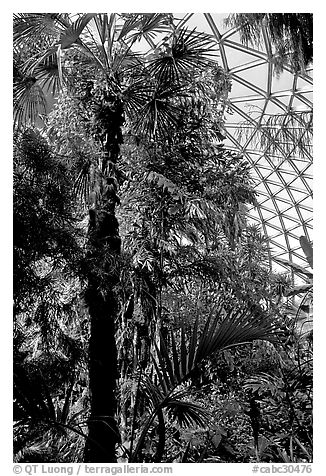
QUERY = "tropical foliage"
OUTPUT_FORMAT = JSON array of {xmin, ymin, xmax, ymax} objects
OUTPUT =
[{"xmin": 13, "ymin": 13, "xmax": 313, "ymax": 463}]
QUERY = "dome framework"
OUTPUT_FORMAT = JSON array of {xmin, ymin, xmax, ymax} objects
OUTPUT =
[{"xmin": 172, "ymin": 13, "xmax": 313, "ymax": 279}]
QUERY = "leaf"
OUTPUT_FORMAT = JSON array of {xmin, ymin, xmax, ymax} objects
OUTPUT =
[
  {"xmin": 187, "ymin": 318, "xmax": 198, "ymax": 372},
  {"xmin": 13, "ymin": 80, "xmax": 47, "ymax": 128},
  {"xmin": 34, "ymin": 53, "xmax": 61, "ymax": 96},
  {"xmin": 180, "ymin": 441, "xmax": 191, "ymax": 462},
  {"xmin": 158, "ymin": 335, "xmax": 177, "ymax": 387},
  {"xmin": 59, "ymin": 14, "xmax": 97, "ymax": 49},
  {"xmin": 146, "ymin": 171, "xmax": 184, "ymax": 201},
  {"xmin": 244, "ymin": 373, "xmax": 282, "ymax": 397},
  {"xmin": 293, "ymin": 437, "xmax": 312, "ymax": 461},
  {"xmin": 152, "ymin": 297, "xmax": 279, "ymax": 402},
  {"xmin": 170, "ymin": 332, "xmax": 181, "ymax": 382},
  {"xmin": 274, "ymin": 257, "xmax": 313, "ymax": 278},
  {"xmin": 299, "ymin": 236, "xmax": 313, "ymax": 269},
  {"xmin": 13, "ymin": 13, "xmax": 64, "ymax": 44},
  {"xmin": 117, "ymin": 14, "xmax": 142, "ymax": 41},
  {"xmin": 132, "ymin": 82, "xmax": 188, "ymax": 139},
  {"xmin": 93, "ymin": 14, "xmax": 109, "ymax": 45},
  {"xmin": 211, "ymin": 433, "xmax": 222, "ymax": 448},
  {"xmin": 165, "ymin": 398, "xmax": 210, "ymax": 427},
  {"xmin": 147, "ymin": 28, "xmax": 217, "ymax": 85},
  {"xmin": 187, "ymin": 200, "xmax": 206, "ymax": 219},
  {"xmin": 153, "ymin": 343, "xmax": 172, "ymax": 392},
  {"xmin": 299, "ymin": 304, "xmax": 310, "ymax": 314},
  {"xmin": 285, "ymin": 283, "xmax": 313, "ymax": 297},
  {"xmin": 122, "ymin": 14, "xmax": 171, "ymax": 43},
  {"xmin": 180, "ymin": 326, "xmax": 187, "ymax": 379}
]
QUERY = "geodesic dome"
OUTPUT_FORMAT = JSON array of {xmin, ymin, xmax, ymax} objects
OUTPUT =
[{"xmin": 173, "ymin": 13, "xmax": 313, "ymax": 278}]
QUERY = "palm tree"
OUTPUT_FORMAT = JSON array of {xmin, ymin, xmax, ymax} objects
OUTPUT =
[{"xmin": 13, "ymin": 13, "xmax": 218, "ymax": 462}]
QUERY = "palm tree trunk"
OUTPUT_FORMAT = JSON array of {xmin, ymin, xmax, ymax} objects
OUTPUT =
[
  {"xmin": 84, "ymin": 93, "xmax": 124, "ymax": 462},
  {"xmin": 84, "ymin": 209, "xmax": 121, "ymax": 462},
  {"xmin": 85, "ymin": 289, "xmax": 120, "ymax": 461}
]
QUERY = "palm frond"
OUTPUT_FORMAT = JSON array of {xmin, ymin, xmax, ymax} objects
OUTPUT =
[
  {"xmin": 130, "ymin": 376, "xmax": 210, "ymax": 461},
  {"xmin": 122, "ymin": 78, "xmax": 152, "ymax": 117},
  {"xmin": 128, "ymin": 296, "xmax": 279, "ymax": 460},
  {"xmin": 273, "ymin": 257, "xmax": 313, "ymax": 279},
  {"xmin": 152, "ymin": 351, "xmax": 171, "ymax": 395},
  {"xmin": 13, "ymin": 13, "xmax": 65, "ymax": 45},
  {"xmin": 165, "ymin": 394, "xmax": 210, "ymax": 427},
  {"xmin": 33, "ymin": 53, "xmax": 62, "ymax": 96},
  {"xmin": 59, "ymin": 14, "xmax": 97, "ymax": 49},
  {"xmin": 132, "ymin": 83, "xmax": 188, "ymax": 139},
  {"xmin": 146, "ymin": 28, "xmax": 217, "ymax": 85},
  {"xmin": 154, "ymin": 297, "xmax": 279, "ymax": 394},
  {"xmin": 22, "ymin": 46, "xmax": 60, "ymax": 77},
  {"xmin": 299, "ymin": 236, "xmax": 313, "ymax": 269},
  {"xmin": 117, "ymin": 14, "xmax": 140, "ymax": 41},
  {"xmin": 73, "ymin": 160, "xmax": 101, "ymax": 207},
  {"xmin": 124, "ymin": 14, "xmax": 172, "ymax": 43},
  {"xmin": 139, "ymin": 374, "xmax": 162, "ymax": 402},
  {"xmin": 93, "ymin": 14, "xmax": 109, "ymax": 45},
  {"xmin": 14, "ymin": 79, "xmax": 47, "ymax": 129}
]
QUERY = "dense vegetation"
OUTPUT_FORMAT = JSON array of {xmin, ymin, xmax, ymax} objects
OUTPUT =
[{"xmin": 13, "ymin": 13, "xmax": 313, "ymax": 463}]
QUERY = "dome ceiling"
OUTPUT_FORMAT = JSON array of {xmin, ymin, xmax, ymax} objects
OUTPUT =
[{"xmin": 173, "ymin": 13, "xmax": 313, "ymax": 277}]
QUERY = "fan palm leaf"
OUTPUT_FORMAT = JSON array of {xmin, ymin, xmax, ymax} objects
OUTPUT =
[
  {"xmin": 13, "ymin": 74, "xmax": 47, "ymax": 128},
  {"xmin": 155, "ymin": 298, "xmax": 279, "ymax": 393},
  {"xmin": 131, "ymin": 297, "xmax": 279, "ymax": 461},
  {"xmin": 59, "ymin": 14, "xmax": 97, "ymax": 49},
  {"xmin": 118, "ymin": 14, "xmax": 171, "ymax": 44},
  {"xmin": 132, "ymin": 83, "xmax": 188, "ymax": 139},
  {"xmin": 13, "ymin": 13, "xmax": 66, "ymax": 44},
  {"xmin": 122, "ymin": 78, "xmax": 153, "ymax": 117},
  {"xmin": 130, "ymin": 375, "xmax": 210, "ymax": 461},
  {"xmin": 165, "ymin": 397, "xmax": 210, "ymax": 427},
  {"xmin": 33, "ymin": 53, "xmax": 62, "ymax": 96},
  {"xmin": 146, "ymin": 28, "xmax": 217, "ymax": 85}
]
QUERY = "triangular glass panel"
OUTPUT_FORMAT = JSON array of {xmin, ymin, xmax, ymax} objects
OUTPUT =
[
  {"xmin": 260, "ymin": 208, "xmax": 279, "ymax": 220},
  {"xmin": 300, "ymin": 208, "xmax": 313, "ymax": 222},
  {"xmin": 282, "ymin": 219, "xmax": 301, "ymax": 234},
  {"xmin": 271, "ymin": 234, "xmax": 287, "ymax": 250},
  {"xmin": 296, "ymin": 76, "xmax": 313, "ymax": 90},
  {"xmin": 272, "ymin": 69, "xmax": 295, "ymax": 93},
  {"xmin": 223, "ymin": 44, "xmax": 265, "ymax": 70},
  {"xmin": 290, "ymin": 96, "xmax": 310, "ymax": 112},
  {"xmin": 272, "ymin": 188, "xmax": 293, "ymax": 201},
  {"xmin": 290, "ymin": 189, "xmax": 309, "ymax": 202},
  {"xmin": 237, "ymin": 63, "xmax": 269, "ymax": 90},
  {"xmin": 288, "ymin": 176, "xmax": 309, "ymax": 191},
  {"xmin": 261, "ymin": 183, "xmax": 282, "ymax": 196},
  {"xmin": 262, "ymin": 100, "xmax": 288, "ymax": 116}
]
